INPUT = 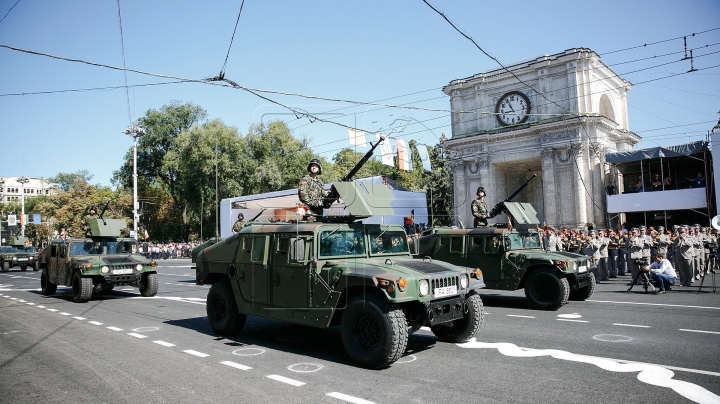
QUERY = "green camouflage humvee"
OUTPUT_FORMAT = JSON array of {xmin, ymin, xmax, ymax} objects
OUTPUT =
[
  {"xmin": 411, "ymin": 202, "xmax": 595, "ymax": 310},
  {"xmin": 38, "ymin": 218, "xmax": 158, "ymax": 303},
  {"xmin": 1, "ymin": 236, "xmax": 39, "ymax": 272},
  {"xmin": 195, "ymin": 182, "xmax": 485, "ymax": 369}
]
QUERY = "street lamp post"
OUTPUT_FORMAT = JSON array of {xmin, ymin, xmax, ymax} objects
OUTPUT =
[
  {"xmin": 123, "ymin": 124, "xmax": 146, "ymax": 241},
  {"xmin": 17, "ymin": 176, "xmax": 30, "ymax": 236}
]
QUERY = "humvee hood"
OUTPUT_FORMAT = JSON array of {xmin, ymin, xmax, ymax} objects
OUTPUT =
[
  {"xmin": 362, "ymin": 257, "xmax": 462, "ymax": 275},
  {"xmin": 102, "ymin": 255, "xmax": 146, "ymax": 264}
]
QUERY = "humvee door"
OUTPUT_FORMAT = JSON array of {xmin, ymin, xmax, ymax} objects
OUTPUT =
[
  {"xmin": 467, "ymin": 235, "xmax": 503, "ymax": 282},
  {"xmin": 235, "ymin": 235, "xmax": 270, "ymax": 305},
  {"xmin": 271, "ymin": 235, "xmax": 310, "ymax": 309},
  {"xmin": 433, "ymin": 235, "xmax": 465, "ymax": 266}
]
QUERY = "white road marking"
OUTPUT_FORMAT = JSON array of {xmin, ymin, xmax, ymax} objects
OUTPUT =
[
  {"xmin": 232, "ymin": 348, "xmax": 265, "ymax": 356},
  {"xmin": 508, "ymin": 314, "xmax": 535, "ymax": 318},
  {"xmin": 153, "ymin": 340, "xmax": 175, "ymax": 347},
  {"xmin": 46, "ymin": 309, "xmax": 58, "ymax": 312},
  {"xmin": 127, "ymin": 333, "xmax": 147, "ymax": 339},
  {"xmin": 557, "ymin": 319, "xmax": 588, "ymax": 323},
  {"xmin": 221, "ymin": 361, "xmax": 252, "ymax": 371},
  {"xmin": 680, "ymin": 329, "xmax": 720, "ymax": 335},
  {"xmin": 614, "ymin": 323, "xmax": 650, "ymax": 328},
  {"xmin": 88, "ymin": 321, "xmax": 103, "ymax": 325},
  {"xmin": 287, "ymin": 363, "xmax": 323, "ymax": 372},
  {"xmin": 326, "ymin": 392, "xmax": 375, "ymax": 404},
  {"xmin": 557, "ymin": 313, "xmax": 582, "ymax": 319},
  {"xmin": 73, "ymin": 317, "xmax": 86, "ymax": 320},
  {"xmin": 106, "ymin": 326, "xmax": 123, "ymax": 331},
  {"xmin": 458, "ymin": 338, "xmax": 720, "ymax": 403},
  {"xmin": 36, "ymin": 305, "xmax": 46, "ymax": 308},
  {"xmin": 10, "ymin": 297, "xmax": 17, "ymax": 300},
  {"xmin": 183, "ymin": 350, "xmax": 209, "ymax": 358},
  {"xmin": 587, "ymin": 300, "xmax": 720, "ymax": 310},
  {"xmin": 266, "ymin": 375, "xmax": 305, "ymax": 387},
  {"xmin": 18, "ymin": 299, "xmax": 26, "ymax": 302},
  {"xmin": 59, "ymin": 312, "xmax": 71, "ymax": 316},
  {"xmin": 26, "ymin": 302, "xmax": 35, "ymax": 305}
]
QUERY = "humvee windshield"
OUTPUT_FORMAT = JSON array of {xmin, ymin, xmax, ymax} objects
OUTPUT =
[
  {"xmin": 69, "ymin": 240, "xmax": 138, "ymax": 256},
  {"xmin": 368, "ymin": 229, "xmax": 409, "ymax": 255},
  {"xmin": 1, "ymin": 246, "xmax": 17, "ymax": 253},
  {"xmin": 319, "ymin": 230, "xmax": 366, "ymax": 258},
  {"xmin": 17, "ymin": 246, "xmax": 35, "ymax": 253},
  {"xmin": 506, "ymin": 232, "xmax": 543, "ymax": 251}
]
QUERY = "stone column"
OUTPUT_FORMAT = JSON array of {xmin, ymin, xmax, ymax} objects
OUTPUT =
[
  {"xmin": 570, "ymin": 143, "xmax": 587, "ymax": 227},
  {"xmin": 541, "ymin": 148, "xmax": 557, "ymax": 226},
  {"xmin": 450, "ymin": 159, "xmax": 466, "ymax": 227}
]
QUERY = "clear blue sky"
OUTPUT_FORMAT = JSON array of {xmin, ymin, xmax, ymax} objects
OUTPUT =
[{"xmin": 1, "ymin": 0, "xmax": 719, "ymax": 187}]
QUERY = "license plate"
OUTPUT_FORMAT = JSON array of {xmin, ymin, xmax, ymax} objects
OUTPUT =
[
  {"xmin": 434, "ymin": 285, "xmax": 457, "ymax": 297},
  {"xmin": 112, "ymin": 268, "xmax": 133, "ymax": 275},
  {"xmin": 17, "ymin": 258, "xmax": 28, "ymax": 261},
  {"xmin": 578, "ymin": 265, "xmax": 587, "ymax": 273}
]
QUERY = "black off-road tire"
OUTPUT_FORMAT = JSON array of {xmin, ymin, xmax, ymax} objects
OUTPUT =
[
  {"xmin": 41, "ymin": 269, "xmax": 57, "ymax": 295},
  {"xmin": 340, "ymin": 292, "xmax": 409, "ymax": 369},
  {"xmin": 2, "ymin": 262, "xmax": 9, "ymax": 272},
  {"xmin": 139, "ymin": 273, "xmax": 159, "ymax": 297},
  {"xmin": 431, "ymin": 293, "xmax": 484, "ymax": 343},
  {"xmin": 72, "ymin": 271, "xmax": 93, "ymax": 303},
  {"xmin": 524, "ymin": 267, "xmax": 570, "ymax": 310},
  {"xmin": 32, "ymin": 262, "xmax": 38, "ymax": 271},
  {"xmin": 569, "ymin": 272, "xmax": 596, "ymax": 301},
  {"xmin": 207, "ymin": 281, "xmax": 246, "ymax": 335}
]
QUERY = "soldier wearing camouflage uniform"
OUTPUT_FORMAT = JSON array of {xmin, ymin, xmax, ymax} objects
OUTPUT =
[
  {"xmin": 80, "ymin": 206, "xmax": 98, "ymax": 237},
  {"xmin": 298, "ymin": 159, "xmax": 327, "ymax": 217},
  {"xmin": 232, "ymin": 213, "xmax": 245, "ymax": 234},
  {"xmin": 471, "ymin": 187, "xmax": 489, "ymax": 228}
]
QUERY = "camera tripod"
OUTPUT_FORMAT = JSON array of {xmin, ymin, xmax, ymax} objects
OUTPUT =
[{"xmin": 697, "ymin": 252, "xmax": 717, "ymax": 293}]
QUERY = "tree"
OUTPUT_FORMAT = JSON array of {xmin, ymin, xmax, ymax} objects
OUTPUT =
[
  {"xmin": 49, "ymin": 170, "xmax": 94, "ymax": 192},
  {"xmin": 425, "ymin": 143, "xmax": 454, "ymax": 226}
]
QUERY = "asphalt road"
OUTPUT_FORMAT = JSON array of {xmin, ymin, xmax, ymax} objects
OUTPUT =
[{"xmin": 1, "ymin": 260, "xmax": 719, "ymax": 404}]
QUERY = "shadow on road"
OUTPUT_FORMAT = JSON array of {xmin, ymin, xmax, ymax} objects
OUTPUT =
[{"xmin": 479, "ymin": 294, "xmax": 535, "ymax": 310}]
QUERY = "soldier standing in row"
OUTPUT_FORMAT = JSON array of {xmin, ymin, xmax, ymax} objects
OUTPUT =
[
  {"xmin": 232, "ymin": 213, "xmax": 245, "ymax": 234},
  {"xmin": 298, "ymin": 159, "xmax": 328, "ymax": 217},
  {"xmin": 80, "ymin": 206, "xmax": 98, "ymax": 237},
  {"xmin": 639, "ymin": 226, "xmax": 653, "ymax": 264},
  {"xmin": 471, "ymin": 187, "xmax": 488, "ymax": 228},
  {"xmin": 627, "ymin": 228, "xmax": 645, "ymax": 285},
  {"xmin": 674, "ymin": 227, "xmax": 694, "ymax": 286}
]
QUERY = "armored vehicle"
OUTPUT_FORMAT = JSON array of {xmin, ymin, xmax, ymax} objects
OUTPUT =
[
  {"xmin": 38, "ymin": 218, "xmax": 158, "ymax": 303},
  {"xmin": 196, "ymin": 180, "xmax": 486, "ymax": 369},
  {"xmin": 1, "ymin": 236, "xmax": 39, "ymax": 271},
  {"xmin": 412, "ymin": 201, "xmax": 594, "ymax": 310}
]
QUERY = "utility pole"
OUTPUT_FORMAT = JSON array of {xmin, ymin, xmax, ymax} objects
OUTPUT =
[
  {"xmin": 123, "ymin": 124, "xmax": 146, "ymax": 241},
  {"xmin": 17, "ymin": 176, "xmax": 30, "ymax": 236}
]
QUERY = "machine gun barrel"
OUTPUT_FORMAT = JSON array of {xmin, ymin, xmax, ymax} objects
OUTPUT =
[
  {"xmin": 248, "ymin": 208, "xmax": 267, "ymax": 222},
  {"xmin": 323, "ymin": 136, "xmax": 386, "ymax": 208},
  {"xmin": 488, "ymin": 174, "xmax": 537, "ymax": 218}
]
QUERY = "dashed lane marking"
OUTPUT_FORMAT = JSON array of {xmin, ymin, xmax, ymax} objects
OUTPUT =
[
  {"xmin": 127, "ymin": 333, "xmax": 147, "ymax": 339},
  {"xmin": 221, "ymin": 361, "xmax": 252, "ymax": 371},
  {"xmin": 18, "ymin": 299, "xmax": 26, "ymax": 302},
  {"xmin": 88, "ymin": 321, "xmax": 103, "ymax": 325},
  {"xmin": 106, "ymin": 326, "xmax": 123, "ymax": 331},
  {"xmin": 587, "ymin": 300, "xmax": 720, "ymax": 310},
  {"xmin": 36, "ymin": 305, "xmax": 46, "ymax": 308},
  {"xmin": 266, "ymin": 375, "xmax": 305, "ymax": 387},
  {"xmin": 183, "ymin": 350, "xmax": 209, "ymax": 358},
  {"xmin": 73, "ymin": 317, "xmax": 86, "ymax": 320},
  {"xmin": 326, "ymin": 392, "xmax": 375, "ymax": 404},
  {"xmin": 507, "ymin": 314, "xmax": 535, "ymax": 318},
  {"xmin": 46, "ymin": 309, "xmax": 58, "ymax": 312},
  {"xmin": 59, "ymin": 312, "xmax": 71, "ymax": 316},
  {"xmin": 153, "ymin": 340, "xmax": 175, "ymax": 347},
  {"xmin": 26, "ymin": 302, "xmax": 35, "ymax": 305},
  {"xmin": 614, "ymin": 323, "xmax": 651, "ymax": 328},
  {"xmin": 680, "ymin": 329, "xmax": 720, "ymax": 335},
  {"xmin": 10, "ymin": 297, "xmax": 17, "ymax": 300},
  {"xmin": 557, "ymin": 319, "xmax": 588, "ymax": 323}
]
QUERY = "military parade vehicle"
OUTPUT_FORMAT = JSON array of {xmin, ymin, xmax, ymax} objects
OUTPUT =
[
  {"xmin": 410, "ymin": 176, "xmax": 595, "ymax": 310},
  {"xmin": 1, "ymin": 236, "xmax": 39, "ymax": 272},
  {"xmin": 38, "ymin": 212, "xmax": 158, "ymax": 303},
  {"xmin": 195, "ymin": 138, "xmax": 485, "ymax": 368}
]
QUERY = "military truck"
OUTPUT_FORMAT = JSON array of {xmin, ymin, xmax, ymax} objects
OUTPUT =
[
  {"xmin": 38, "ymin": 218, "xmax": 158, "ymax": 303},
  {"xmin": 411, "ymin": 201, "xmax": 595, "ymax": 310},
  {"xmin": 196, "ymin": 180, "xmax": 486, "ymax": 369},
  {"xmin": 1, "ymin": 236, "xmax": 39, "ymax": 272}
]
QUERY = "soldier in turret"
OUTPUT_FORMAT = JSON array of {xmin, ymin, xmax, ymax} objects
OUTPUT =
[
  {"xmin": 298, "ymin": 159, "xmax": 328, "ymax": 217},
  {"xmin": 471, "ymin": 187, "xmax": 488, "ymax": 228},
  {"xmin": 80, "ymin": 206, "xmax": 98, "ymax": 237},
  {"xmin": 232, "ymin": 213, "xmax": 245, "ymax": 234}
]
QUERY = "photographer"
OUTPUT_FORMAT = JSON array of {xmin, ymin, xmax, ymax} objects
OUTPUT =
[{"xmin": 643, "ymin": 253, "xmax": 677, "ymax": 293}]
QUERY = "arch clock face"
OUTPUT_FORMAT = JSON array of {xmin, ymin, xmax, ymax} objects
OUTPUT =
[{"xmin": 495, "ymin": 91, "xmax": 531, "ymax": 126}]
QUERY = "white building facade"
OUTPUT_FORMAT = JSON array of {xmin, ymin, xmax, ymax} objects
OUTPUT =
[
  {"xmin": 442, "ymin": 48, "xmax": 641, "ymax": 229},
  {"xmin": 0, "ymin": 177, "xmax": 57, "ymax": 203}
]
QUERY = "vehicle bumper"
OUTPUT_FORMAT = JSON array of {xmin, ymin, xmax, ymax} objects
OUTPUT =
[
  {"xmin": 571, "ymin": 272, "xmax": 593, "ymax": 289},
  {"xmin": 426, "ymin": 294, "xmax": 466, "ymax": 326}
]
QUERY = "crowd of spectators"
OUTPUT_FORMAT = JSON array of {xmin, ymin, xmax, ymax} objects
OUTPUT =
[
  {"xmin": 138, "ymin": 242, "xmax": 201, "ymax": 260},
  {"xmin": 606, "ymin": 171, "xmax": 706, "ymax": 195}
]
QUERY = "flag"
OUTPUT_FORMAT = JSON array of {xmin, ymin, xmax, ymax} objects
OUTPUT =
[
  {"xmin": 348, "ymin": 128, "xmax": 367, "ymax": 147},
  {"xmin": 144, "ymin": 229, "xmax": 149, "ymax": 240},
  {"xmin": 507, "ymin": 216, "xmax": 512, "ymax": 230},
  {"xmin": 33, "ymin": 214, "xmax": 42, "ymax": 224},
  {"xmin": 7, "ymin": 214, "xmax": 16, "ymax": 226},
  {"xmin": 543, "ymin": 221, "xmax": 547, "ymax": 232},
  {"xmin": 404, "ymin": 209, "xmax": 414, "ymax": 225},
  {"xmin": 417, "ymin": 144, "xmax": 432, "ymax": 172},
  {"xmin": 376, "ymin": 134, "xmax": 394, "ymax": 166},
  {"xmin": 20, "ymin": 214, "xmax": 26, "ymax": 226},
  {"xmin": 396, "ymin": 138, "xmax": 412, "ymax": 171}
]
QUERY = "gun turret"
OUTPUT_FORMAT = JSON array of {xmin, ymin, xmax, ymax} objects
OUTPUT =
[
  {"xmin": 322, "ymin": 136, "xmax": 386, "ymax": 208},
  {"xmin": 248, "ymin": 208, "xmax": 267, "ymax": 222},
  {"xmin": 488, "ymin": 174, "xmax": 537, "ymax": 218}
]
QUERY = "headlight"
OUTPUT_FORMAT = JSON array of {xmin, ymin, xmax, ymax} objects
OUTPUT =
[
  {"xmin": 419, "ymin": 279, "xmax": 429, "ymax": 296},
  {"xmin": 101, "ymin": 266, "xmax": 110, "ymax": 274},
  {"xmin": 460, "ymin": 274, "xmax": 469, "ymax": 289},
  {"xmin": 12, "ymin": 257, "xmax": 16, "ymax": 261},
  {"xmin": 135, "ymin": 264, "xmax": 143, "ymax": 271}
]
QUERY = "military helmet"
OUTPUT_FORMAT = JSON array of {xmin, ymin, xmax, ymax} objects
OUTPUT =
[
  {"xmin": 657, "ymin": 226, "xmax": 665, "ymax": 232},
  {"xmin": 476, "ymin": 186, "xmax": 486, "ymax": 196},
  {"xmin": 639, "ymin": 225, "xmax": 646, "ymax": 231},
  {"xmin": 237, "ymin": 213, "xmax": 244, "ymax": 220},
  {"xmin": 307, "ymin": 159, "xmax": 323, "ymax": 175},
  {"xmin": 89, "ymin": 206, "xmax": 98, "ymax": 214}
]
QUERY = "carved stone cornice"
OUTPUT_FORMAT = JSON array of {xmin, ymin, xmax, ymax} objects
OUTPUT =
[
  {"xmin": 541, "ymin": 128, "xmax": 580, "ymax": 143},
  {"xmin": 540, "ymin": 148, "xmax": 555, "ymax": 161},
  {"xmin": 569, "ymin": 143, "xmax": 583, "ymax": 156},
  {"xmin": 449, "ymin": 160, "xmax": 465, "ymax": 173}
]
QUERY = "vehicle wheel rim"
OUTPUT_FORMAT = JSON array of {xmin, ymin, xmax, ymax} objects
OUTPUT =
[
  {"xmin": 354, "ymin": 313, "xmax": 381, "ymax": 350},
  {"xmin": 215, "ymin": 297, "xmax": 227, "ymax": 322}
]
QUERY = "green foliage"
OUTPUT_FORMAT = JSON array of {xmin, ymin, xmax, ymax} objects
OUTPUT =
[
  {"xmin": 425, "ymin": 143, "xmax": 454, "ymax": 226},
  {"xmin": 49, "ymin": 170, "xmax": 94, "ymax": 192}
]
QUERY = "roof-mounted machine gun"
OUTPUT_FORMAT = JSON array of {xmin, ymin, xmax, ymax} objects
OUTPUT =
[
  {"xmin": 488, "ymin": 174, "xmax": 538, "ymax": 219},
  {"xmin": 322, "ymin": 135, "xmax": 386, "ymax": 209}
]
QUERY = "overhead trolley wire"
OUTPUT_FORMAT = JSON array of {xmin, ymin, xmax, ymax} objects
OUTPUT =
[{"xmin": 219, "ymin": 0, "xmax": 246, "ymax": 77}]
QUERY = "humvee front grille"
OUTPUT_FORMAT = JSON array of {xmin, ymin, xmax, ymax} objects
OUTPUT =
[
  {"xmin": 431, "ymin": 276, "xmax": 457, "ymax": 289},
  {"xmin": 112, "ymin": 264, "xmax": 136, "ymax": 271}
]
